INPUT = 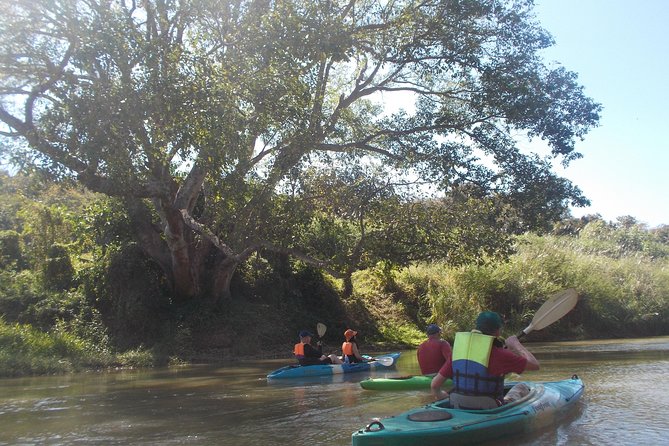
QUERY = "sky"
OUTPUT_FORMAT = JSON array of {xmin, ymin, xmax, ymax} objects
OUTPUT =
[{"xmin": 530, "ymin": 0, "xmax": 669, "ymax": 227}]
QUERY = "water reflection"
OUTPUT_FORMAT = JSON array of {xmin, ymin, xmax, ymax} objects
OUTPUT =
[{"xmin": 0, "ymin": 337, "xmax": 668, "ymax": 445}]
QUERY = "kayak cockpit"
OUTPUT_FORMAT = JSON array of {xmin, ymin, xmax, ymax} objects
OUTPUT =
[{"xmin": 432, "ymin": 383, "xmax": 543, "ymax": 414}]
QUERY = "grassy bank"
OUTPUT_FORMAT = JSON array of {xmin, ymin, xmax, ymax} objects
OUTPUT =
[
  {"xmin": 2, "ymin": 224, "xmax": 668, "ymax": 377},
  {"xmin": 0, "ymin": 319, "xmax": 183, "ymax": 377},
  {"xmin": 355, "ymin": 231, "xmax": 668, "ymax": 343}
]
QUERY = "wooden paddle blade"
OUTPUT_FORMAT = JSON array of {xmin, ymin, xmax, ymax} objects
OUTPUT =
[
  {"xmin": 316, "ymin": 322, "xmax": 327, "ymax": 337},
  {"xmin": 518, "ymin": 288, "xmax": 579, "ymax": 338}
]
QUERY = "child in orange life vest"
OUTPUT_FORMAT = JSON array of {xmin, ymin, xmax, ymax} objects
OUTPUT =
[
  {"xmin": 342, "ymin": 329, "xmax": 365, "ymax": 363},
  {"xmin": 294, "ymin": 330, "xmax": 343, "ymax": 366}
]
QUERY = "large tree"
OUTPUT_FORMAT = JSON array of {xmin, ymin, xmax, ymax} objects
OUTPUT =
[{"xmin": 0, "ymin": 0, "xmax": 600, "ymax": 303}]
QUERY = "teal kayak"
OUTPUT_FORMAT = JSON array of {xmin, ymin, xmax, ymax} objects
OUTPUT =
[
  {"xmin": 266, "ymin": 353, "xmax": 400, "ymax": 379},
  {"xmin": 352, "ymin": 375, "xmax": 584, "ymax": 446},
  {"xmin": 360, "ymin": 374, "xmax": 453, "ymax": 391}
]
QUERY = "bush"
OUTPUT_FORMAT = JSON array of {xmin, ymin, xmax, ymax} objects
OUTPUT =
[
  {"xmin": 0, "ymin": 319, "xmax": 112, "ymax": 376},
  {"xmin": 0, "ymin": 229, "xmax": 22, "ymax": 267},
  {"xmin": 80, "ymin": 243, "xmax": 172, "ymax": 350},
  {"xmin": 43, "ymin": 243, "xmax": 75, "ymax": 290}
]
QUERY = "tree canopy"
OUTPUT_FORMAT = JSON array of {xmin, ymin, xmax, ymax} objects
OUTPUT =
[{"xmin": 0, "ymin": 0, "xmax": 601, "ymax": 303}]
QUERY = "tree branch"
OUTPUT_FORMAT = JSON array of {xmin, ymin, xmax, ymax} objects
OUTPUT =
[{"xmin": 256, "ymin": 241, "xmax": 344, "ymax": 279}]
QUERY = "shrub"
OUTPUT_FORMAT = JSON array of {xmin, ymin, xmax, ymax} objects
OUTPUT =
[{"xmin": 43, "ymin": 243, "xmax": 75, "ymax": 290}]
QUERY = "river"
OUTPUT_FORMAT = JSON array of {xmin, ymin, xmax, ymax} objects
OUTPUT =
[{"xmin": 1, "ymin": 337, "xmax": 668, "ymax": 445}]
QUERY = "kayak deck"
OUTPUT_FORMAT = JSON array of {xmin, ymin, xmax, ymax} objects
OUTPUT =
[
  {"xmin": 266, "ymin": 352, "xmax": 400, "ymax": 379},
  {"xmin": 360, "ymin": 374, "xmax": 453, "ymax": 391},
  {"xmin": 352, "ymin": 375, "xmax": 584, "ymax": 446}
]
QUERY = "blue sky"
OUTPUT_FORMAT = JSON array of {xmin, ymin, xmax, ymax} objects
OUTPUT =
[{"xmin": 531, "ymin": 0, "xmax": 669, "ymax": 227}]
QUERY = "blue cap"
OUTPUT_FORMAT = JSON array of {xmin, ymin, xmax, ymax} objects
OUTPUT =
[
  {"xmin": 299, "ymin": 330, "xmax": 314, "ymax": 338},
  {"xmin": 426, "ymin": 324, "xmax": 442, "ymax": 335},
  {"xmin": 475, "ymin": 311, "xmax": 504, "ymax": 334}
]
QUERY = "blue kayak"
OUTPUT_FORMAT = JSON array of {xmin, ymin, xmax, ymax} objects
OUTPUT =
[
  {"xmin": 352, "ymin": 375, "xmax": 584, "ymax": 446},
  {"xmin": 266, "ymin": 352, "xmax": 400, "ymax": 379}
]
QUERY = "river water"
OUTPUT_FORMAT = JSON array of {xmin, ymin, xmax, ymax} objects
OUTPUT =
[{"xmin": 1, "ymin": 337, "xmax": 668, "ymax": 445}]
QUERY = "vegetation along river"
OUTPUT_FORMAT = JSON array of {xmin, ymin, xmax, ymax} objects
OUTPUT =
[{"xmin": 1, "ymin": 337, "xmax": 667, "ymax": 446}]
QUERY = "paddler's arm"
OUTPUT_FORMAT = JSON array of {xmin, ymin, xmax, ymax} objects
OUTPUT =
[
  {"xmin": 352, "ymin": 343, "xmax": 365, "ymax": 362},
  {"xmin": 505, "ymin": 335, "xmax": 540, "ymax": 371},
  {"xmin": 431, "ymin": 372, "xmax": 449, "ymax": 400}
]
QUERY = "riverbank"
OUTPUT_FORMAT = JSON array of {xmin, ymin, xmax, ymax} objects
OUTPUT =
[{"xmin": 3, "ymin": 227, "xmax": 668, "ymax": 377}]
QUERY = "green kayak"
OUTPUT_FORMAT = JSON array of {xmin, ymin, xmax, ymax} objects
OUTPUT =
[
  {"xmin": 352, "ymin": 375, "xmax": 584, "ymax": 446},
  {"xmin": 359, "ymin": 374, "xmax": 452, "ymax": 391}
]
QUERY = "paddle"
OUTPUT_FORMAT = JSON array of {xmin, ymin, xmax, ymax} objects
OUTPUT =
[
  {"xmin": 316, "ymin": 322, "xmax": 327, "ymax": 338},
  {"xmin": 371, "ymin": 356, "xmax": 395, "ymax": 366},
  {"xmin": 516, "ymin": 288, "xmax": 579, "ymax": 339},
  {"xmin": 316, "ymin": 322, "xmax": 327, "ymax": 349}
]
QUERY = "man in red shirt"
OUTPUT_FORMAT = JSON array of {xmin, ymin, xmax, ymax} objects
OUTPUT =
[
  {"xmin": 431, "ymin": 311, "xmax": 539, "ymax": 405},
  {"xmin": 417, "ymin": 324, "xmax": 452, "ymax": 374}
]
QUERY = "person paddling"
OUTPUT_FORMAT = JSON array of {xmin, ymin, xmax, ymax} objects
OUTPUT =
[
  {"xmin": 342, "ymin": 329, "xmax": 365, "ymax": 363},
  {"xmin": 431, "ymin": 311, "xmax": 539, "ymax": 407},
  {"xmin": 294, "ymin": 330, "xmax": 343, "ymax": 366}
]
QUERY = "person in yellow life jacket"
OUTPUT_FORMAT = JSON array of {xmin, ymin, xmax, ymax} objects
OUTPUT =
[
  {"xmin": 294, "ymin": 330, "xmax": 343, "ymax": 366},
  {"xmin": 431, "ymin": 311, "xmax": 539, "ymax": 408},
  {"xmin": 342, "ymin": 329, "xmax": 365, "ymax": 363}
]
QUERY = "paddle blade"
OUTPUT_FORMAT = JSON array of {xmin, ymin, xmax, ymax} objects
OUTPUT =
[
  {"xmin": 372, "ymin": 356, "xmax": 394, "ymax": 366},
  {"xmin": 316, "ymin": 322, "xmax": 327, "ymax": 338},
  {"xmin": 519, "ymin": 289, "xmax": 579, "ymax": 338}
]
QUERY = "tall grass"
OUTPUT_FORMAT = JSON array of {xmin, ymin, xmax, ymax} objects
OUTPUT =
[
  {"xmin": 353, "ymin": 229, "xmax": 669, "ymax": 343},
  {"xmin": 0, "ymin": 319, "xmax": 111, "ymax": 376},
  {"xmin": 0, "ymin": 319, "xmax": 169, "ymax": 376}
]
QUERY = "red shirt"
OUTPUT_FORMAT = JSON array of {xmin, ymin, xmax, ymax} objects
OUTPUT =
[
  {"xmin": 417, "ymin": 338, "xmax": 452, "ymax": 374},
  {"xmin": 438, "ymin": 346, "xmax": 528, "ymax": 377}
]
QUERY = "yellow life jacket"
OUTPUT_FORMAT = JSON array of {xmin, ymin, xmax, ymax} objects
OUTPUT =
[{"xmin": 451, "ymin": 331, "xmax": 505, "ymax": 399}]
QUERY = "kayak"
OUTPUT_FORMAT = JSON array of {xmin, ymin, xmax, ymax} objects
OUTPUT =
[
  {"xmin": 352, "ymin": 375, "xmax": 584, "ymax": 446},
  {"xmin": 360, "ymin": 374, "xmax": 453, "ymax": 391},
  {"xmin": 266, "ymin": 352, "xmax": 400, "ymax": 379}
]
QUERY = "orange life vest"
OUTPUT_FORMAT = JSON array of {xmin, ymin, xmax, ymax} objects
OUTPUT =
[
  {"xmin": 342, "ymin": 341, "xmax": 354, "ymax": 356},
  {"xmin": 294, "ymin": 343, "xmax": 306, "ymax": 358}
]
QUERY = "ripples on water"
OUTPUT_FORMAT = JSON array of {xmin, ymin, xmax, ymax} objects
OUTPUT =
[{"xmin": 0, "ymin": 337, "xmax": 667, "ymax": 445}]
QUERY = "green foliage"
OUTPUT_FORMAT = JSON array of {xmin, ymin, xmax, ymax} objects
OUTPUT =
[
  {"xmin": 43, "ymin": 243, "xmax": 75, "ymax": 290},
  {"xmin": 0, "ymin": 0, "xmax": 600, "ymax": 303},
  {"xmin": 412, "ymin": 230, "xmax": 669, "ymax": 340},
  {"xmin": 0, "ymin": 269, "xmax": 42, "ymax": 323},
  {"xmin": 576, "ymin": 219, "xmax": 669, "ymax": 259},
  {"xmin": 115, "ymin": 348, "xmax": 156, "ymax": 369},
  {"xmin": 0, "ymin": 319, "xmax": 112, "ymax": 376},
  {"xmin": 72, "ymin": 196, "xmax": 134, "ymax": 255},
  {"xmin": 0, "ymin": 229, "xmax": 22, "ymax": 267},
  {"xmin": 18, "ymin": 203, "xmax": 76, "ymax": 270},
  {"xmin": 378, "ymin": 323, "xmax": 424, "ymax": 347},
  {"xmin": 346, "ymin": 220, "xmax": 669, "ymax": 345},
  {"xmin": 80, "ymin": 243, "xmax": 171, "ymax": 350}
]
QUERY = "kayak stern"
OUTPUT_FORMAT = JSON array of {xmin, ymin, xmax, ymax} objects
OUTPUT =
[{"xmin": 352, "ymin": 376, "xmax": 584, "ymax": 446}]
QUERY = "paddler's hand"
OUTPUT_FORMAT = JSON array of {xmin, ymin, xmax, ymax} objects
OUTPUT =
[{"xmin": 505, "ymin": 335, "xmax": 522, "ymax": 351}]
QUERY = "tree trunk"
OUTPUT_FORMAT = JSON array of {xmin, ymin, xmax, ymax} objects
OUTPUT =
[
  {"xmin": 211, "ymin": 260, "xmax": 237, "ymax": 304},
  {"xmin": 127, "ymin": 191, "xmax": 241, "ymax": 304},
  {"xmin": 343, "ymin": 273, "xmax": 354, "ymax": 298}
]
